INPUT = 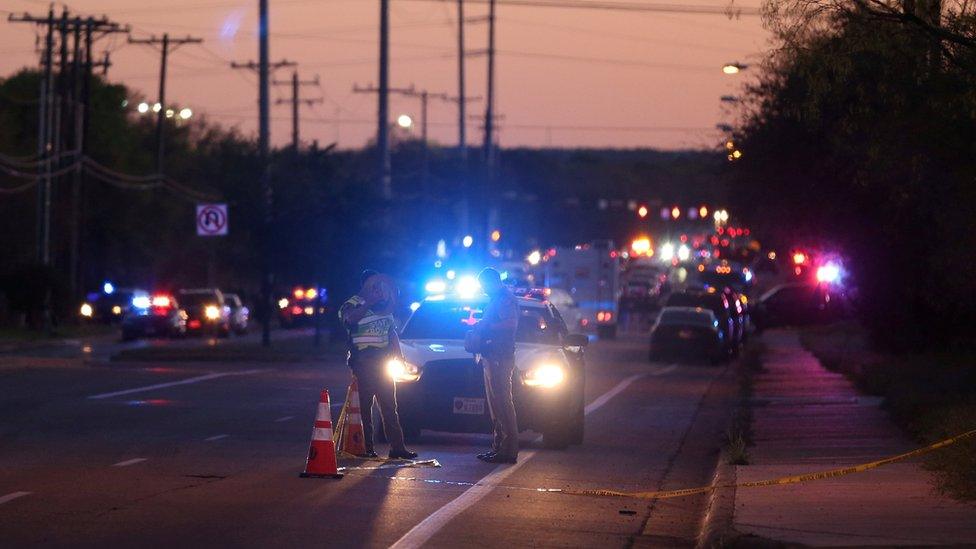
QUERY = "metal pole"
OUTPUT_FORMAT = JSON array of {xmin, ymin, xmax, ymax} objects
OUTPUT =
[
  {"xmin": 457, "ymin": 0, "xmax": 466, "ymax": 158},
  {"xmin": 35, "ymin": 8, "xmax": 52, "ymax": 266},
  {"xmin": 483, "ymin": 0, "xmax": 495, "ymax": 170},
  {"xmin": 292, "ymin": 70, "xmax": 299, "ymax": 149},
  {"xmin": 421, "ymin": 90, "xmax": 429, "ymax": 198},
  {"xmin": 259, "ymin": 0, "xmax": 273, "ymax": 347},
  {"xmin": 155, "ymin": 34, "xmax": 169, "ymax": 175},
  {"xmin": 378, "ymin": 0, "xmax": 391, "ymax": 200}
]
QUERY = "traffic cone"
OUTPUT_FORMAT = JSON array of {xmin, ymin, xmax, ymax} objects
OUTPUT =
[
  {"xmin": 340, "ymin": 378, "xmax": 368, "ymax": 457},
  {"xmin": 300, "ymin": 389, "xmax": 343, "ymax": 479}
]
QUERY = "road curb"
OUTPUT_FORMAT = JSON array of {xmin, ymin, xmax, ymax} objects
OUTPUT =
[{"xmin": 696, "ymin": 452, "xmax": 738, "ymax": 548}]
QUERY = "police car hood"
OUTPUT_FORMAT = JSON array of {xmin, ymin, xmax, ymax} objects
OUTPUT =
[{"xmin": 398, "ymin": 339, "xmax": 566, "ymax": 372}]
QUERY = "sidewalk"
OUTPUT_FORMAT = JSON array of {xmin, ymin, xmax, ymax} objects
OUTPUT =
[{"xmin": 732, "ymin": 330, "xmax": 976, "ymax": 546}]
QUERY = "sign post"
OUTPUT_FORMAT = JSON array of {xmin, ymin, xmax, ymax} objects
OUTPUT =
[{"xmin": 197, "ymin": 204, "xmax": 228, "ymax": 287}]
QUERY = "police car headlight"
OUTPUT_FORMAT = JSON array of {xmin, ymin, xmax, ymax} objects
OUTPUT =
[
  {"xmin": 80, "ymin": 303, "xmax": 93, "ymax": 318},
  {"xmin": 204, "ymin": 305, "xmax": 220, "ymax": 320},
  {"xmin": 386, "ymin": 358, "xmax": 420, "ymax": 382},
  {"xmin": 524, "ymin": 362, "xmax": 566, "ymax": 388}
]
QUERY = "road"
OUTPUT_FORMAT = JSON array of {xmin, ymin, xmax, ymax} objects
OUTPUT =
[{"xmin": 0, "ymin": 335, "xmax": 736, "ymax": 547}]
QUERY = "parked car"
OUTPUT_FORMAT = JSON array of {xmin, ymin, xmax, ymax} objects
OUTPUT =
[
  {"xmin": 177, "ymin": 288, "xmax": 231, "ymax": 337},
  {"xmin": 752, "ymin": 283, "xmax": 841, "ymax": 331},
  {"xmin": 649, "ymin": 306, "xmax": 726, "ymax": 364},
  {"xmin": 224, "ymin": 293, "xmax": 249, "ymax": 335},
  {"xmin": 120, "ymin": 294, "xmax": 187, "ymax": 341},
  {"xmin": 664, "ymin": 289, "xmax": 738, "ymax": 356},
  {"xmin": 393, "ymin": 294, "xmax": 588, "ymax": 449},
  {"xmin": 80, "ymin": 287, "xmax": 148, "ymax": 324}
]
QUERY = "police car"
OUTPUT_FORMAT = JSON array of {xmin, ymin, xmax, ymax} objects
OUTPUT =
[{"xmin": 389, "ymin": 293, "xmax": 589, "ymax": 449}]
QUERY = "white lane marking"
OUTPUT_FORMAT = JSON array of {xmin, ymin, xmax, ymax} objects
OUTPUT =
[
  {"xmin": 390, "ymin": 372, "xmax": 648, "ymax": 549},
  {"xmin": 0, "ymin": 491, "xmax": 31, "ymax": 505},
  {"xmin": 112, "ymin": 458, "xmax": 147, "ymax": 467},
  {"xmin": 274, "ymin": 415, "xmax": 294, "ymax": 423},
  {"xmin": 205, "ymin": 434, "xmax": 229, "ymax": 441},
  {"xmin": 87, "ymin": 369, "xmax": 266, "ymax": 400}
]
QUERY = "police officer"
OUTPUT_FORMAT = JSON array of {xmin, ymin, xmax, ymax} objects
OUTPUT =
[
  {"xmin": 474, "ymin": 268, "xmax": 520, "ymax": 464},
  {"xmin": 339, "ymin": 270, "xmax": 417, "ymax": 460}
]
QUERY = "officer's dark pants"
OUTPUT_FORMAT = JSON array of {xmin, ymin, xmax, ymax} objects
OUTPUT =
[
  {"xmin": 482, "ymin": 354, "xmax": 519, "ymax": 458},
  {"xmin": 351, "ymin": 349, "xmax": 406, "ymax": 453}
]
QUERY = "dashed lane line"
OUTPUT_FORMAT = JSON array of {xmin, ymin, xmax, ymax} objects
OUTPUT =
[
  {"xmin": 0, "ymin": 492, "xmax": 31, "ymax": 505},
  {"xmin": 390, "ymin": 365, "xmax": 676, "ymax": 549},
  {"xmin": 205, "ymin": 434, "xmax": 229, "ymax": 441},
  {"xmin": 112, "ymin": 458, "xmax": 147, "ymax": 467},
  {"xmin": 87, "ymin": 369, "xmax": 267, "ymax": 400},
  {"xmin": 274, "ymin": 415, "xmax": 294, "ymax": 422}
]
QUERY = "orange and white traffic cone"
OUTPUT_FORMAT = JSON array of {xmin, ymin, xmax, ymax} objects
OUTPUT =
[
  {"xmin": 340, "ymin": 378, "xmax": 367, "ymax": 457},
  {"xmin": 299, "ymin": 389, "xmax": 343, "ymax": 479}
]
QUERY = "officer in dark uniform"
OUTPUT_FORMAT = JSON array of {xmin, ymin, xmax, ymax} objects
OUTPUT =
[{"xmin": 474, "ymin": 268, "xmax": 520, "ymax": 464}]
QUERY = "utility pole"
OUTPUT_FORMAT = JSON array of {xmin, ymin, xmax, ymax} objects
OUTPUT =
[
  {"xmin": 378, "ymin": 0, "xmax": 391, "ymax": 200},
  {"xmin": 273, "ymin": 71, "xmax": 322, "ymax": 150},
  {"xmin": 482, "ymin": 0, "xmax": 497, "ymax": 255},
  {"xmin": 231, "ymin": 0, "xmax": 295, "ymax": 346},
  {"xmin": 457, "ymin": 0, "xmax": 466, "ymax": 159},
  {"xmin": 128, "ymin": 33, "xmax": 202, "ymax": 175}
]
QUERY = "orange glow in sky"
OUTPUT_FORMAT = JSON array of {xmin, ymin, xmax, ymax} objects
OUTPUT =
[{"xmin": 0, "ymin": 0, "xmax": 768, "ymax": 150}]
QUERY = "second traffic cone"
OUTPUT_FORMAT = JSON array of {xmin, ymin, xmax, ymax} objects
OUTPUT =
[
  {"xmin": 299, "ymin": 389, "xmax": 343, "ymax": 479},
  {"xmin": 340, "ymin": 378, "xmax": 367, "ymax": 457}
]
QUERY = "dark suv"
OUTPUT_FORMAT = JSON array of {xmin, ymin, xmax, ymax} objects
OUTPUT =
[{"xmin": 177, "ymin": 288, "xmax": 231, "ymax": 337}]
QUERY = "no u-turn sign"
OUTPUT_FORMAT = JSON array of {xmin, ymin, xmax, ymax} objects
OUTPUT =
[{"xmin": 196, "ymin": 203, "xmax": 228, "ymax": 236}]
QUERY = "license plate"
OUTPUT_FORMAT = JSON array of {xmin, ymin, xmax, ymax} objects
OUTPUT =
[
  {"xmin": 678, "ymin": 329, "xmax": 694, "ymax": 339},
  {"xmin": 453, "ymin": 397, "xmax": 485, "ymax": 415}
]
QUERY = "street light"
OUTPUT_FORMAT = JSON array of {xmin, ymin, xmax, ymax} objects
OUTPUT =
[
  {"xmin": 722, "ymin": 62, "xmax": 747, "ymax": 75},
  {"xmin": 179, "ymin": 107, "xmax": 193, "ymax": 120},
  {"xmin": 397, "ymin": 114, "xmax": 413, "ymax": 129},
  {"xmin": 137, "ymin": 102, "xmax": 150, "ymax": 114},
  {"xmin": 152, "ymin": 102, "xmax": 162, "ymax": 113}
]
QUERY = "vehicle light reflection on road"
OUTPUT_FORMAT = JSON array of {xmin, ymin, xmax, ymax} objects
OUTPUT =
[{"xmin": 125, "ymin": 399, "xmax": 175, "ymax": 407}]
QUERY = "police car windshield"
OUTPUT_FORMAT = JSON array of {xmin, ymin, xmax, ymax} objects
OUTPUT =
[{"xmin": 401, "ymin": 301, "xmax": 561, "ymax": 344}]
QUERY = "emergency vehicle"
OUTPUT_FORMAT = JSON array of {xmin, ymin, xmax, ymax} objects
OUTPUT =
[{"xmin": 543, "ymin": 240, "xmax": 621, "ymax": 339}]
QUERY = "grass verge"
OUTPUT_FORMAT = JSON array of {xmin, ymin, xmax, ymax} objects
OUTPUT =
[
  {"xmin": 724, "ymin": 341, "xmax": 765, "ymax": 465},
  {"xmin": 800, "ymin": 322, "xmax": 976, "ymax": 501}
]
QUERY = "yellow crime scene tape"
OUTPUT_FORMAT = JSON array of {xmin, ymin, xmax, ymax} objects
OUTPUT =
[{"xmin": 337, "ymin": 427, "xmax": 976, "ymax": 501}]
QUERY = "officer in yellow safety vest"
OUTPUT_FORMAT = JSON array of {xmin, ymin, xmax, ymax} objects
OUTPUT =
[{"xmin": 338, "ymin": 270, "xmax": 417, "ymax": 460}]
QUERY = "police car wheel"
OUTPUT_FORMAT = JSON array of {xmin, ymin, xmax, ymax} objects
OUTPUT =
[{"xmin": 543, "ymin": 421, "xmax": 572, "ymax": 450}]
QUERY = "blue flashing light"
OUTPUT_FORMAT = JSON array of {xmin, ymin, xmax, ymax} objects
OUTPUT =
[
  {"xmin": 409, "ymin": 301, "xmax": 421, "ymax": 312},
  {"xmin": 446, "ymin": 270, "xmax": 456, "ymax": 280},
  {"xmin": 132, "ymin": 295, "xmax": 151, "ymax": 309},
  {"xmin": 425, "ymin": 279, "xmax": 447, "ymax": 294},
  {"xmin": 426, "ymin": 294, "xmax": 446, "ymax": 302},
  {"xmin": 103, "ymin": 281, "xmax": 115, "ymax": 295},
  {"xmin": 500, "ymin": 271, "xmax": 509, "ymax": 281},
  {"xmin": 462, "ymin": 235, "xmax": 474, "ymax": 248},
  {"xmin": 456, "ymin": 275, "xmax": 481, "ymax": 298}
]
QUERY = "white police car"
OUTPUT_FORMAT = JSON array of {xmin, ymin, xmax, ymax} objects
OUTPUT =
[{"xmin": 388, "ymin": 294, "xmax": 589, "ymax": 449}]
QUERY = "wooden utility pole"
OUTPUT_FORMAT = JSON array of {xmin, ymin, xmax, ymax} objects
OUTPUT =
[
  {"xmin": 273, "ymin": 71, "xmax": 322, "ymax": 150},
  {"xmin": 231, "ymin": 0, "xmax": 295, "ymax": 345},
  {"xmin": 378, "ymin": 0, "xmax": 392, "ymax": 200},
  {"xmin": 128, "ymin": 33, "xmax": 203, "ymax": 175}
]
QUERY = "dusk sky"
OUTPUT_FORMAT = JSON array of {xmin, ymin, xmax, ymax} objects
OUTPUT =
[{"xmin": 1, "ymin": 0, "xmax": 769, "ymax": 150}]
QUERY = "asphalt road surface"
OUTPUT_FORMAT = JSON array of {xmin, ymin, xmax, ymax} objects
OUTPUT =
[{"xmin": 0, "ymin": 335, "xmax": 736, "ymax": 548}]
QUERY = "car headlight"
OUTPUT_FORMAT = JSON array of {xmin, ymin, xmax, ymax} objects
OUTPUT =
[
  {"xmin": 111, "ymin": 305, "xmax": 122, "ymax": 315},
  {"xmin": 277, "ymin": 298, "xmax": 289, "ymax": 309},
  {"xmin": 386, "ymin": 358, "xmax": 420, "ymax": 382},
  {"xmin": 523, "ymin": 362, "xmax": 566, "ymax": 388},
  {"xmin": 80, "ymin": 303, "xmax": 93, "ymax": 317},
  {"xmin": 204, "ymin": 305, "xmax": 220, "ymax": 320}
]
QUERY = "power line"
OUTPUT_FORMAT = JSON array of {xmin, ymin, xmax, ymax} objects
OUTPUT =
[{"xmin": 402, "ymin": 0, "xmax": 762, "ymax": 16}]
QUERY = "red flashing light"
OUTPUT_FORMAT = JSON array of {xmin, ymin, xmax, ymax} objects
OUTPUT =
[
  {"xmin": 151, "ymin": 295, "xmax": 171, "ymax": 308},
  {"xmin": 710, "ymin": 235, "xmax": 720, "ymax": 245},
  {"xmin": 609, "ymin": 250, "xmax": 618, "ymax": 258},
  {"xmin": 679, "ymin": 234, "xmax": 688, "ymax": 243},
  {"xmin": 547, "ymin": 248, "xmax": 557, "ymax": 257},
  {"xmin": 793, "ymin": 252, "xmax": 806, "ymax": 265},
  {"xmin": 744, "ymin": 228, "xmax": 751, "ymax": 236},
  {"xmin": 291, "ymin": 305, "xmax": 303, "ymax": 315},
  {"xmin": 717, "ymin": 227, "xmax": 724, "ymax": 235}
]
